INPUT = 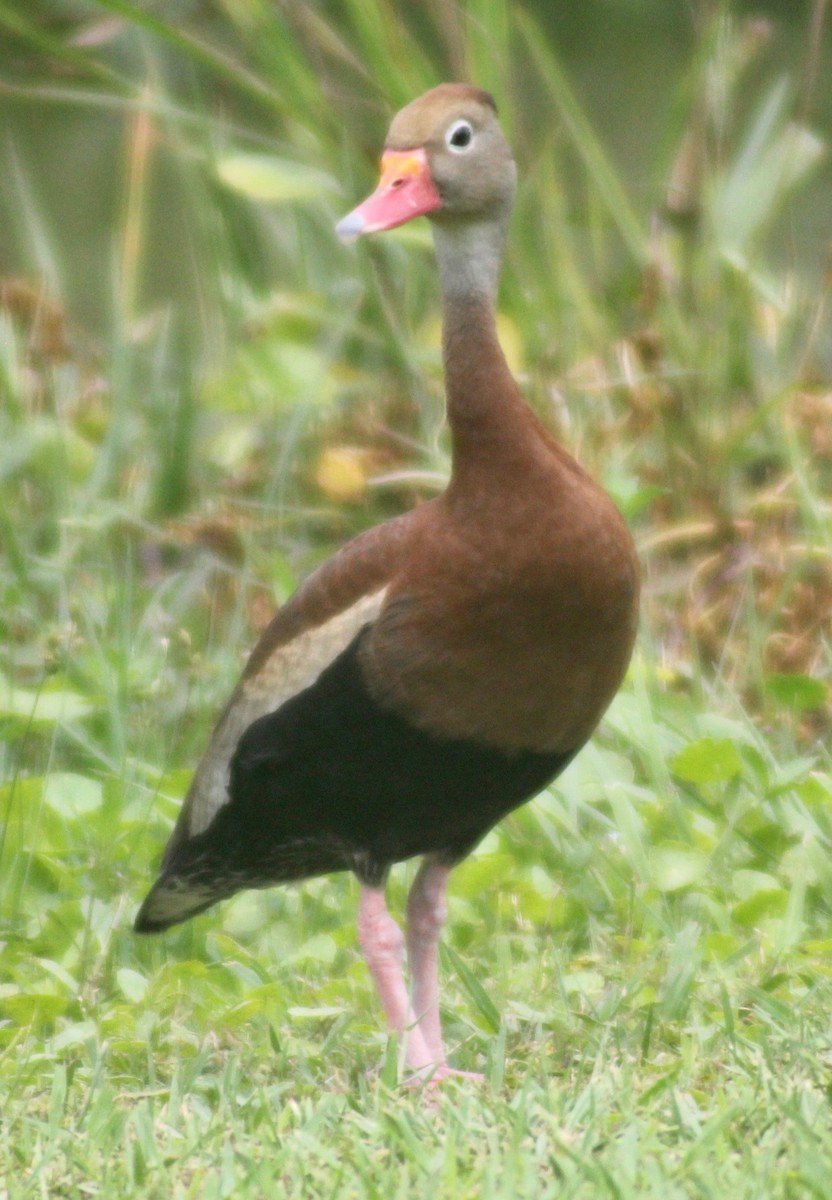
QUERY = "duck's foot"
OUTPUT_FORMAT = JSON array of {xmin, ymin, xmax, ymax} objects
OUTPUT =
[{"xmin": 405, "ymin": 1062, "xmax": 485, "ymax": 1087}]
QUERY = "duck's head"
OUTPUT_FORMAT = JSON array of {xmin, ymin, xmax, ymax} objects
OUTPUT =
[{"xmin": 336, "ymin": 84, "xmax": 516, "ymax": 243}]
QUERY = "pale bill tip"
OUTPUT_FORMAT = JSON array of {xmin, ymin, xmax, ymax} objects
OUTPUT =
[{"xmin": 335, "ymin": 210, "xmax": 366, "ymax": 245}]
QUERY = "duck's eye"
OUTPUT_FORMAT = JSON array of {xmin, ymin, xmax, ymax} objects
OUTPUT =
[{"xmin": 446, "ymin": 120, "xmax": 474, "ymax": 153}]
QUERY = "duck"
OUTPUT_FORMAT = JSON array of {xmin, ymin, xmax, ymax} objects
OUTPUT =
[{"xmin": 135, "ymin": 83, "xmax": 640, "ymax": 1081}]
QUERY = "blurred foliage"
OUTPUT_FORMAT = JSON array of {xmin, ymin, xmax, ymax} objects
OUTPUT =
[
  {"xmin": 1, "ymin": 0, "xmax": 829, "ymax": 719},
  {"xmin": 1, "ymin": 3, "xmax": 832, "ymax": 1192}
]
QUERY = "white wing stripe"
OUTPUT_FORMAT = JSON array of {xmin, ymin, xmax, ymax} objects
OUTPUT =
[{"xmin": 186, "ymin": 588, "xmax": 387, "ymax": 837}]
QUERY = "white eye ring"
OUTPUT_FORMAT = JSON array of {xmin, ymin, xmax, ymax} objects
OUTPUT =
[{"xmin": 446, "ymin": 120, "xmax": 474, "ymax": 153}]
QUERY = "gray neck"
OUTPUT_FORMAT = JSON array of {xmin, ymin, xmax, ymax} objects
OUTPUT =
[
  {"xmin": 431, "ymin": 216, "xmax": 509, "ymax": 310},
  {"xmin": 431, "ymin": 212, "xmax": 530, "ymax": 475}
]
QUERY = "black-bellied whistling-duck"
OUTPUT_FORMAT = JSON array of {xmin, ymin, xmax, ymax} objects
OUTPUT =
[{"xmin": 135, "ymin": 84, "xmax": 639, "ymax": 1080}]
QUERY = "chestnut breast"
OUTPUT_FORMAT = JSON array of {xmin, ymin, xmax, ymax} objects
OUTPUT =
[{"xmin": 359, "ymin": 430, "xmax": 639, "ymax": 755}]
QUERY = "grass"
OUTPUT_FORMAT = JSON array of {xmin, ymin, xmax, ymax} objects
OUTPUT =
[{"xmin": 2, "ymin": 1, "xmax": 832, "ymax": 1195}]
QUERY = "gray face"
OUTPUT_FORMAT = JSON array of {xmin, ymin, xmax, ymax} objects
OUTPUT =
[{"xmin": 384, "ymin": 84, "xmax": 517, "ymax": 224}]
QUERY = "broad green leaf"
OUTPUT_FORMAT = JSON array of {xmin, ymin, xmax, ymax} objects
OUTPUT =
[
  {"xmin": 117, "ymin": 968, "xmax": 149, "ymax": 1004},
  {"xmin": 0, "ymin": 675, "xmax": 96, "ymax": 727},
  {"xmin": 217, "ymin": 154, "xmax": 338, "ymax": 203},
  {"xmin": 0, "ymin": 992, "xmax": 71, "ymax": 1025},
  {"xmin": 732, "ymin": 870, "xmax": 789, "ymax": 927},
  {"xmin": 560, "ymin": 970, "xmax": 605, "ymax": 998},
  {"xmin": 671, "ymin": 738, "xmax": 742, "ymax": 786},
  {"xmin": 34, "ymin": 957, "xmax": 79, "ymax": 994},
  {"xmin": 732, "ymin": 870, "xmax": 781, "ymax": 900},
  {"xmin": 48, "ymin": 1020, "xmax": 98, "ymax": 1052},
  {"xmin": 733, "ymin": 889, "xmax": 788, "ymax": 928},
  {"xmin": 290, "ymin": 933, "xmax": 337, "ymax": 966},
  {"xmin": 650, "ymin": 845, "xmax": 707, "ymax": 892},
  {"xmin": 765, "ymin": 673, "xmax": 828, "ymax": 712},
  {"xmin": 795, "ymin": 775, "xmax": 832, "ymax": 806},
  {"xmin": 43, "ymin": 773, "xmax": 103, "ymax": 817}
]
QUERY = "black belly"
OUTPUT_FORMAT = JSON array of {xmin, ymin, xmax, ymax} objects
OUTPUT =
[{"xmin": 164, "ymin": 629, "xmax": 575, "ymax": 895}]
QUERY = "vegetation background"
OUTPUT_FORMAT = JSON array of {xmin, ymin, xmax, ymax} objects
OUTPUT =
[{"xmin": 1, "ymin": 0, "xmax": 831, "ymax": 1195}]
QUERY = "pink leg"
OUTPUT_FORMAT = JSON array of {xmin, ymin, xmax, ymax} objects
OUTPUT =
[
  {"xmin": 405, "ymin": 856, "xmax": 451, "ymax": 1066},
  {"xmin": 357, "ymin": 885, "xmax": 433, "ymax": 1074},
  {"xmin": 406, "ymin": 857, "xmax": 484, "ymax": 1082}
]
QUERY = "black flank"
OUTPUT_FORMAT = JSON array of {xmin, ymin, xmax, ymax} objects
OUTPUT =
[{"xmin": 147, "ymin": 628, "xmax": 575, "ymax": 917}]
